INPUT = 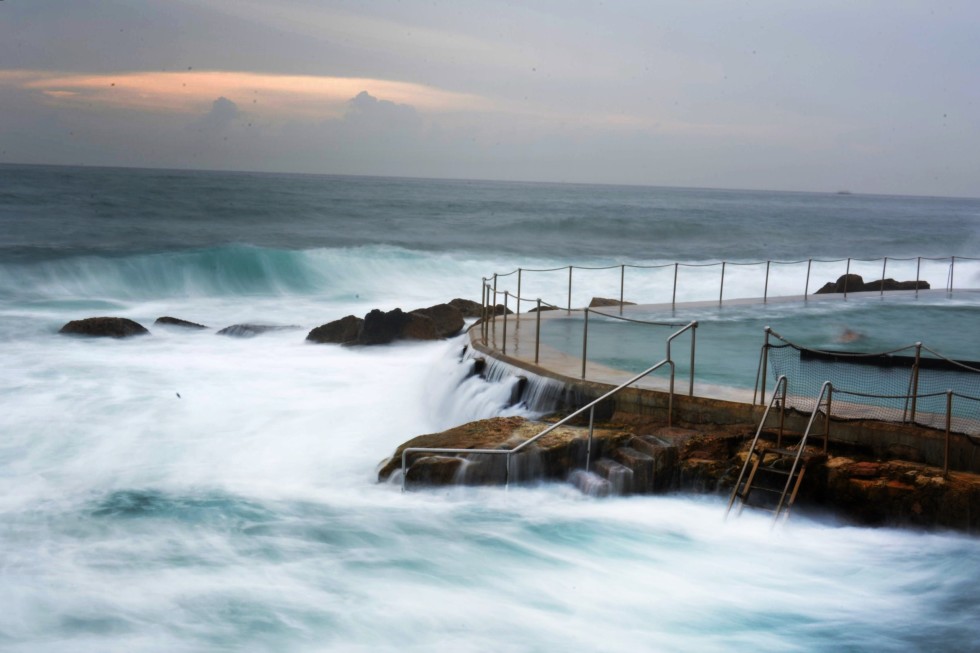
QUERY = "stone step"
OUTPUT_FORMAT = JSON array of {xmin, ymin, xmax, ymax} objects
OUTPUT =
[
  {"xmin": 594, "ymin": 457, "xmax": 633, "ymax": 496},
  {"xmin": 611, "ymin": 446, "xmax": 655, "ymax": 493},
  {"xmin": 568, "ymin": 470, "xmax": 612, "ymax": 497},
  {"xmin": 630, "ymin": 435, "xmax": 679, "ymax": 492}
]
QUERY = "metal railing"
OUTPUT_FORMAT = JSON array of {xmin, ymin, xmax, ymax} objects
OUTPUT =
[
  {"xmin": 484, "ymin": 256, "xmax": 975, "ymax": 314},
  {"xmin": 479, "ymin": 280, "xmax": 698, "ymax": 394},
  {"xmin": 401, "ymin": 323, "xmax": 695, "ymax": 489}
]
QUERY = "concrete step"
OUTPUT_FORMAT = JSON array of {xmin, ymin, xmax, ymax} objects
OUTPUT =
[
  {"xmin": 630, "ymin": 435, "xmax": 679, "ymax": 492},
  {"xmin": 612, "ymin": 446, "xmax": 655, "ymax": 493},
  {"xmin": 568, "ymin": 469, "xmax": 611, "ymax": 497},
  {"xmin": 594, "ymin": 457, "xmax": 633, "ymax": 496}
]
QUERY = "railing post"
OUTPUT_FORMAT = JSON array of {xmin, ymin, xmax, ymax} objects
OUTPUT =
[
  {"xmin": 619, "ymin": 264, "xmax": 625, "ymax": 315},
  {"xmin": 516, "ymin": 268, "xmax": 522, "ymax": 316},
  {"xmin": 502, "ymin": 291, "xmax": 509, "ymax": 354},
  {"xmin": 586, "ymin": 405, "xmax": 596, "ymax": 472},
  {"xmin": 719, "ymin": 261, "xmax": 726, "ymax": 305},
  {"xmin": 688, "ymin": 322, "xmax": 697, "ymax": 396},
  {"xmin": 916, "ymin": 256, "xmax": 922, "ymax": 297},
  {"xmin": 950, "ymin": 256, "xmax": 956, "ymax": 293},
  {"xmin": 581, "ymin": 308, "xmax": 589, "ymax": 379},
  {"xmin": 910, "ymin": 342, "xmax": 922, "ymax": 424},
  {"xmin": 804, "ymin": 258, "xmax": 812, "ymax": 299},
  {"xmin": 944, "ymin": 390, "xmax": 952, "ymax": 478},
  {"xmin": 759, "ymin": 327, "xmax": 771, "ymax": 405},
  {"xmin": 481, "ymin": 280, "xmax": 488, "ymax": 345},
  {"xmin": 534, "ymin": 299, "xmax": 542, "ymax": 364},
  {"xmin": 824, "ymin": 384, "xmax": 832, "ymax": 453},
  {"xmin": 562, "ymin": 265, "xmax": 571, "ymax": 315},
  {"xmin": 843, "ymin": 258, "xmax": 851, "ymax": 297},
  {"xmin": 880, "ymin": 257, "xmax": 887, "ymax": 296},
  {"xmin": 672, "ymin": 263, "xmax": 679, "ymax": 309},
  {"xmin": 764, "ymin": 260, "xmax": 771, "ymax": 303}
]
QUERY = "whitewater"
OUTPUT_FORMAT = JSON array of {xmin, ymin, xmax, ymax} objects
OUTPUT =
[{"xmin": 2, "ymin": 164, "xmax": 980, "ymax": 652}]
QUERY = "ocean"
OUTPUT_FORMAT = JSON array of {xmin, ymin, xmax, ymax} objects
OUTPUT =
[{"xmin": 2, "ymin": 163, "xmax": 980, "ymax": 652}]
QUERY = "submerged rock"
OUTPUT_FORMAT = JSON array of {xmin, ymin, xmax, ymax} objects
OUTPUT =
[
  {"xmin": 59, "ymin": 317, "xmax": 149, "ymax": 338},
  {"xmin": 216, "ymin": 324, "xmax": 301, "ymax": 338},
  {"xmin": 154, "ymin": 316, "xmax": 208, "ymax": 329}
]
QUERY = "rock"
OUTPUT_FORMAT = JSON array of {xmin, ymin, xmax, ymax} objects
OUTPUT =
[
  {"xmin": 378, "ymin": 416, "xmax": 632, "ymax": 486},
  {"xmin": 306, "ymin": 315, "xmax": 363, "ymax": 344},
  {"xmin": 216, "ymin": 324, "xmax": 300, "ymax": 337},
  {"xmin": 588, "ymin": 297, "xmax": 636, "ymax": 308},
  {"xmin": 59, "ymin": 317, "xmax": 149, "ymax": 338},
  {"xmin": 864, "ymin": 279, "xmax": 930, "ymax": 292},
  {"xmin": 814, "ymin": 274, "xmax": 930, "ymax": 294},
  {"xmin": 411, "ymin": 303, "xmax": 464, "ymax": 338},
  {"xmin": 448, "ymin": 298, "xmax": 484, "ymax": 318},
  {"xmin": 154, "ymin": 316, "xmax": 207, "ymax": 329},
  {"xmin": 528, "ymin": 305, "xmax": 560, "ymax": 313},
  {"xmin": 359, "ymin": 308, "xmax": 411, "ymax": 345},
  {"xmin": 401, "ymin": 312, "xmax": 440, "ymax": 340}
]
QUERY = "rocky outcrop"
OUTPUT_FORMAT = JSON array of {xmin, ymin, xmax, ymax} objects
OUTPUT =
[
  {"xmin": 216, "ymin": 324, "xmax": 301, "ymax": 337},
  {"xmin": 154, "ymin": 316, "xmax": 208, "ymax": 329},
  {"xmin": 308, "ymin": 301, "xmax": 468, "ymax": 346},
  {"xmin": 306, "ymin": 315, "xmax": 364, "ymax": 344},
  {"xmin": 379, "ymin": 413, "xmax": 980, "ymax": 532},
  {"xmin": 589, "ymin": 297, "xmax": 637, "ymax": 308},
  {"xmin": 378, "ymin": 416, "xmax": 632, "ymax": 486},
  {"xmin": 814, "ymin": 274, "xmax": 930, "ymax": 294},
  {"xmin": 448, "ymin": 298, "xmax": 484, "ymax": 318},
  {"xmin": 59, "ymin": 317, "xmax": 149, "ymax": 338},
  {"xmin": 411, "ymin": 303, "xmax": 464, "ymax": 338}
]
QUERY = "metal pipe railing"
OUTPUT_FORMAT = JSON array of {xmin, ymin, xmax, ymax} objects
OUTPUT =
[
  {"xmin": 402, "ymin": 355, "xmax": 679, "ymax": 489},
  {"xmin": 484, "ymin": 255, "xmax": 974, "ymax": 313}
]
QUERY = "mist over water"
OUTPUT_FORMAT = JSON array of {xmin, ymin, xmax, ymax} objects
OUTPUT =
[{"xmin": 2, "ymin": 165, "xmax": 980, "ymax": 651}]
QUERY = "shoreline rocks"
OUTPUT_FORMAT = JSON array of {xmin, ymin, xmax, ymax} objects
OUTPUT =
[
  {"xmin": 154, "ymin": 316, "xmax": 208, "ymax": 329},
  {"xmin": 307, "ymin": 300, "xmax": 470, "ymax": 346},
  {"xmin": 381, "ymin": 415, "xmax": 980, "ymax": 533},
  {"xmin": 59, "ymin": 317, "xmax": 149, "ymax": 338}
]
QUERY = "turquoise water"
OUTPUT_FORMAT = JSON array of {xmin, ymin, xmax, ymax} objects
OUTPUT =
[
  {"xmin": 3, "ymin": 164, "xmax": 980, "ymax": 651},
  {"xmin": 540, "ymin": 291, "xmax": 980, "ymax": 393}
]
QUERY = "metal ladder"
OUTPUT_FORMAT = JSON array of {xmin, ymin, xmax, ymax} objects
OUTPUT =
[{"xmin": 726, "ymin": 378, "xmax": 833, "ymax": 525}]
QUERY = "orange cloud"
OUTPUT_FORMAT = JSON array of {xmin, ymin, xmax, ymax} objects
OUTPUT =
[{"xmin": 7, "ymin": 69, "xmax": 488, "ymax": 119}]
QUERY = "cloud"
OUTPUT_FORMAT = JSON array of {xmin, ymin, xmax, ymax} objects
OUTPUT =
[
  {"xmin": 197, "ymin": 96, "xmax": 241, "ymax": 131},
  {"xmin": 1, "ymin": 69, "xmax": 490, "ymax": 122}
]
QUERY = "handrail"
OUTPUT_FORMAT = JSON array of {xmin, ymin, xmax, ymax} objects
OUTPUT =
[
  {"xmin": 725, "ymin": 375, "xmax": 788, "ymax": 518},
  {"xmin": 401, "ymin": 322, "xmax": 695, "ymax": 489},
  {"xmin": 402, "ymin": 357, "xmax": 674, "ymax": 490}
]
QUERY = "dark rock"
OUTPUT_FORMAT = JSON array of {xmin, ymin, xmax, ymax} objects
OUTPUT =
[
  {"xmin": 154, "ymin": 316, "xmax": 207, "ymax": 329},
  {"xmin": 359, "ymin": 308, "xmax": 411, "ymax": 345},
  {"xmin": 306, "ymin": 315, "xmax": 364, "ymax": 344},
  {"xmin": 813, "ymin": 274, "xmax": 866, "ymax": 294},
  {"xmin": 59, "ymin": 317, "xmax": 149, "ymax": 338},
  {"xmin": 589, "ymin": 297, "xmax": 637, "ymax": 308},
  {"xmin": 864, "ymin": 279, "xmax": 930, "ymax": 292},
  {"xmin": 411, "ymin": 303, "xmax": 464, "ymax": 338},
  {"xmin": 216, "ymin": 324, "xmax": 300, "ymax": 337},
  {"xmin": 815, "ymin": 274, "xmax": 930, "ymax": 294},
  {"xmin": 401, "ymin": 312, "xmax": 440, "ymax": 340},
  {"xmin": 528, "ymin": 305, "xmax": 560, "ymax": 313},
  {"xmin": 448, "ymin": 298, "xmax": 484, "ymax": 318}
]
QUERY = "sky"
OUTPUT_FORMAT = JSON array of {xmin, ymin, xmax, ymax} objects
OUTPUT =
[{"xmin": 1, "ymin": 0, "xmax": 978, "ymax": 196}]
